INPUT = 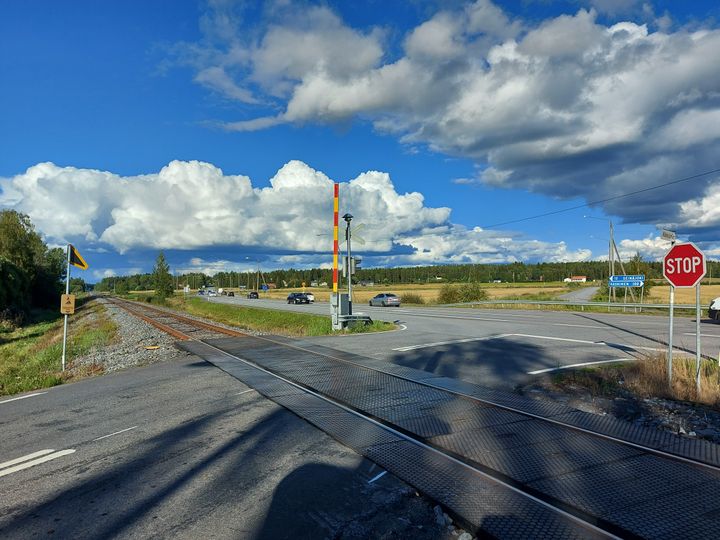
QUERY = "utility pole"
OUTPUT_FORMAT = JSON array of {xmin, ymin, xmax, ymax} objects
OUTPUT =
[{"xmin": 343, "ymin": 213, "xmax": 353, "ymax": 314}]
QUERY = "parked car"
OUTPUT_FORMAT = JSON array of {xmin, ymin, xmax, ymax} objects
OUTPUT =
[
  {"xmin": 305, "ymin": 292, "xmax": 315, "ymax": 303},
  {"xmin": 287, "ymin": 292, "xmax": 311, "ymax": 304},
  {"xmin": 247, "ymin": 291, "xmax": 259, "ymax": 299},
  {"xmin": 227, "ymin": 291, "xmax": 235, "ymax": 297},
  {"xmin": 709, "ymin": 297, "xmax": 720, "ymax": 321},
  {"xmin": 369, "ymin": 293, "xmax": 400, "ymax": 307}
]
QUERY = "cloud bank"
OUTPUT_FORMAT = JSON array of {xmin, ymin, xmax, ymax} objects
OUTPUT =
[
  {"xmin": 0, "ymin": 159, "xmax": 591, "ymax": 266},
  {"xmin": 177, "ymin": 0, "xmax": 720, "ymax": 236}
]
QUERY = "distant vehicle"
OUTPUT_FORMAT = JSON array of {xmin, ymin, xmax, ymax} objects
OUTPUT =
[
  {"xmin": 247, "ymin": 291, "xmax": 259, "ymax": 299},
  {"xmin": 227, "ymin": 291, "xmax": 235, "ymax": 297},
  {"xmin": 369, "ymin": 293, "xmax": 400, "ymax": 307},
  {"xmin": 305, "ymin": 292, "xmax": 315, "ymax": 303},
  {"xmin": 197, "ymin": 290, "xmax": 205, "ymax": 296},
  {"xmin": 709, "ymin": 297, "xmax": 720, "ymax": 321},
  {"xmin": 207, "ymin": 291, "xmax": 218, "ymax": 297},
  {"xmin": 287, "ymin": 292, "xmax": 311, "ymax": 304}
]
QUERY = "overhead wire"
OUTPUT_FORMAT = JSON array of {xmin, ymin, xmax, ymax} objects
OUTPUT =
[{"xmin": 480, "ymin": 167, "xmax": 720, "ymax": 229}]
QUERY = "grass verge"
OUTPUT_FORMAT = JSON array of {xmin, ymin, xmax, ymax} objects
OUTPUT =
[
  {"xmin": 550, "ymin": 353, "xmax": 720, "ymax": 408},
  {"xmin": 0, "ymin": 299, "xmax": 118, "ymax": 396},
  {"xmin": 166, "ymin": 297, "xmax": 395, "ymax": 337}
]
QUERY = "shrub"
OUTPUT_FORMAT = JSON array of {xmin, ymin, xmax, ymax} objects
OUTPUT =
[
  {"xmin": 458, "ymin": 282, "xmax": 489, "ymax": 303},
  {"xmin": 437, "ymin": 284, "xmax": 460, "ymax": 304},
  {"xmin": 400, "ymin": 293, "xmax": 425, "ymax": 304}
]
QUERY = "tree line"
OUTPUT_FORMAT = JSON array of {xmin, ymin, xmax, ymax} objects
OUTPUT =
[
  {"xmin": 0, "ymin": 210, "xmax": 76, "ymax": 324},
  {"xmin": 92, "ymin": 253, "xmax": 717, "ymax": 294}
]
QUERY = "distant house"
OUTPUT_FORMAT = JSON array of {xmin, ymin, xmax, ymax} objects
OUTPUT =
[{"xmin": 563, "ymin": 276, "xmax": 587, "ymax": 283}]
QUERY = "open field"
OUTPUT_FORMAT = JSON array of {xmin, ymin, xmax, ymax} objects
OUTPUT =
[
  {"xmin": 646, "ymin": 284, "xmax": 720, "ymax": 305},
  {"xmin": 168, "ymin": 282, "xmax": 579, "ymax": 305}
]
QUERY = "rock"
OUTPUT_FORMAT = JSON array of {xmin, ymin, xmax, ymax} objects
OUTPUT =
[
  {"xmin": 458, "ymin": 533, "xmax": 473, "ymax": 540},
  {"xmin": 433, "ymin": 505, "xmax": 450, "ymax": 526}
]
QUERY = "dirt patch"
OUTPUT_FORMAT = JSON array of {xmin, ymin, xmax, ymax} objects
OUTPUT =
[{"xmin": 521, "ymin": 365, "xmax": 720, "ymax": 443}]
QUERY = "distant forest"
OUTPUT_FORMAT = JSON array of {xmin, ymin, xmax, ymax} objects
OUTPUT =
[{"xmin": 93, "ymin": 258, "xmax": 720, "ymax": 292}]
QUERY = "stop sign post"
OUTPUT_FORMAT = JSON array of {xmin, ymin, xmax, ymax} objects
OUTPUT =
[{"xmin": 663, "ymin": 242, "xmax": 706, "ymax": 392}]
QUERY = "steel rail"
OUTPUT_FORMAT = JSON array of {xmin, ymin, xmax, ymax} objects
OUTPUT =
[
  {"xmin": 199, "ymin": 338, "xmax": 622, "ymax": 540},
  {"xmin": 110, "ymin": 297, "xmax": 720, "ymax": 473}
]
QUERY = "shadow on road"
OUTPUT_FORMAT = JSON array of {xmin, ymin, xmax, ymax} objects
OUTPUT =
[{"xmin": 389, "ymin": 338, "xmax": 547, "ymax": 388}]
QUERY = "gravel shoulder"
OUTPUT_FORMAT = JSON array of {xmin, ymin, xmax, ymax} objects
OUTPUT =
[{"xmin": 71, "ymin": 297, "xmax": 190, "ymax": 374}]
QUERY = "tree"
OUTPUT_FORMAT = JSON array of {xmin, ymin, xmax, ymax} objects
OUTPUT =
[
  {"xmin": 0, "ymin": 210, "xmax": 63, "ymax": 321},
  {"xmin": 152, "ymin": 252, "xmax": 174, "ymax": 300}
]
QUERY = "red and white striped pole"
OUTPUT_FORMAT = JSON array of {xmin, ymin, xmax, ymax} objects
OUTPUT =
[{"xmin": 333, "ymin": 183, "xmax": 339, "ymax": 294}]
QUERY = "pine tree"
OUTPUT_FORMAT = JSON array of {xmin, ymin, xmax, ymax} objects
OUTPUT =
[{"xmin": 152, "ymin": 252, "xmax": 174, "ymax": 301}]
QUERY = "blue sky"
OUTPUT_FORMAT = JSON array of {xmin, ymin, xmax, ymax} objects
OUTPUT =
[{"xmin": 2, "ymin": 0, "xmax": 720, "ymax": 281}]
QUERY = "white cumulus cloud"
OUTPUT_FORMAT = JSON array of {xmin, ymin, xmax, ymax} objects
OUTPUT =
[{"xmin": 0, "ymin": 159, "xmax": 594, "ymax": 266}]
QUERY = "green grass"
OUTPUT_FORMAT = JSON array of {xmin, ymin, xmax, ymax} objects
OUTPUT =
[
  {"xmin": 0, "ymin": 301, "xmax": 118, "ymax": 396},
  {"xmin": 167, "ymin": 297, "xmax": 395, "ymax": 336}
]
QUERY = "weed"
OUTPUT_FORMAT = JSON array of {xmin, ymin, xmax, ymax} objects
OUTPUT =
[{"xmin": 0, "ymin": 300, "xmax": 117, "ymax": 396}]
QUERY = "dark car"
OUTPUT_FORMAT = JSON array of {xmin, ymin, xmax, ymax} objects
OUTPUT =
[
  {"xmin": 247, "ymin": 291, "xmax": 259, "ymax": 299},
  {"xmin": 227, "ymin": 291, "xmax": 235, "ymax": 297},
  {"xmin": 709, "ymin": 297, "xmax": 720, "ymax": 321},
  {"xmin": 287, "ymin": 292, "xmax": 311, "ymax": 304},
  {"xmin": 369, "ymin": 293, "xmax": 400, "ymax": 307}
]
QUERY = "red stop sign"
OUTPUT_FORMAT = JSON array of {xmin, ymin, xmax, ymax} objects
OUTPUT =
[{"xmin": 663, "ymin": 242, "xmax": 706, "ymax": 287}]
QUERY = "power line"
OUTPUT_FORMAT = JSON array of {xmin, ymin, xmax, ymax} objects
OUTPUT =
[{"xmin": 480, "ymin": 167, "xmax": 720, "ymax": 229}]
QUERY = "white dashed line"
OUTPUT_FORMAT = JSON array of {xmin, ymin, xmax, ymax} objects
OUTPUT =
[
  {"xmin": 0, "ymin": 392, "xmax": 47, "ymax": 405},
  {"xmin": 0, "ymin": 449, "xmax": 76, "ymax": 478},
  {"xmin": 93, "ymin": 426, "xmax": 138, "ymax": 441},
  {"xmin": 528, "ymin": 358, "xmax": 633, "ymax": 375}
]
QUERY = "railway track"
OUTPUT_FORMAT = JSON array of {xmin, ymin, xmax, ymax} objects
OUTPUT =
[{"xmin": 110, "ymin": 297, "xmax": 720, "ymax": 539}]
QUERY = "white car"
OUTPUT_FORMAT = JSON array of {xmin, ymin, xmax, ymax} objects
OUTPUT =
[
  {"xmin": 305, "ymin": 292, "xmax": 315, "ymax": 303},
  {"xmin": 709, "ymin": 297, "xmax": 720, "ymax": 321}
]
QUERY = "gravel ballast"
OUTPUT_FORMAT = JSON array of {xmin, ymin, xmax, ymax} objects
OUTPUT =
[{"xmin": 71, "ymin": 297, "xmax": 189, "ymax": 373}]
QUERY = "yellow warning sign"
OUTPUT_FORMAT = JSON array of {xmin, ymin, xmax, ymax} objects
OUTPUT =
[
  {"xmin": 60, "ymin": 294, "xmax": 76, "ymax": 315},
  {"xmin": 69, "ymin": 244, "xmax": 88, "ymax": 270}
]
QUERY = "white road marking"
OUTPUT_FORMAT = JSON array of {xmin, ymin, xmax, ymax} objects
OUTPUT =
[
  {"xmin": 93, "ymin": 426, "xmax": 138, "ymax": 441},
  {"xmin": 551, "ymin": 323, "xmax": 606, "ymax": 329},
  {"xmin": 511, "ymin": 333, "xmax": 595, "ymax": 345},
  {"xmin": 368, "ymin": 470, "xmax": 387, "ymax": 483},
  {"xmin": 0, "ymin": 449, "xmax": 55, "ymax": 470},
  {"xmin": 393, "ymin": 334, "xmax": 511, "ymax": 352},
  {"xmin": 236, "ymin": 389, "xmax": 256, "ymax": 396},
  {"xmin": 387, "ymin": 309, "xmax": 513, "ymax": 323},
  {"xmin": 683, "ymin": 333, "xmax": 720, "ymax": 338},
  {"xmin": 528, "ymin": 358, "xmax": 633, "ymax": 375},
  {"xmin": 0, "ymin": 392, "xmax": 47, "ymax": 405},
  {"xmin": 0, "ymin": 449, "xmax": 75, "ymax": 478}
]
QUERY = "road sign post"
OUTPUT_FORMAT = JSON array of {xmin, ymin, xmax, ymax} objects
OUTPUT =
[{"xmin": 663, "ymin": 242, "xmax": 706, "ymax": 392}]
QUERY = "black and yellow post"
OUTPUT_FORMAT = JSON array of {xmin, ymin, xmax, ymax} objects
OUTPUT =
[{"xmin": 61, "ymin": 244, "xmax": 88, "ymax": 371}]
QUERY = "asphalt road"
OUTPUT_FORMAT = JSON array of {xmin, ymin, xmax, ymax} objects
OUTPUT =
[
  {"xmin": 211, "ymin": 295, "xmax": 720, "ymax": 388},
  {"xmin": 0, "ymin": 356, "xmax": 456, "ymax": 539}
]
